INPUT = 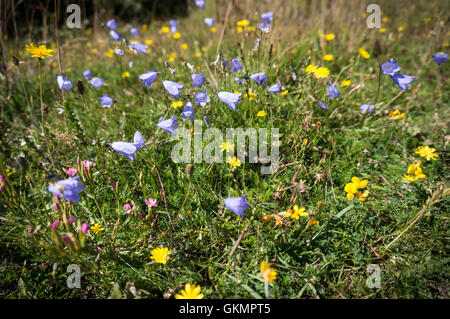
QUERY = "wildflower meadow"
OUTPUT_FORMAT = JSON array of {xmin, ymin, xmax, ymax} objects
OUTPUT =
[{"xmin": 0, "ymin": 0, "xmax": 449, "ymax": 300}]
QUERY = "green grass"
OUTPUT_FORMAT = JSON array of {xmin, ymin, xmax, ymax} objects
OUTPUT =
[{"xmin": 0, "ymin": 0, "xmax": 449, "ymax": 299}]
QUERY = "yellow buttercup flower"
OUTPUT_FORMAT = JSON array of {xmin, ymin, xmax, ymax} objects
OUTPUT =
[
  {"xmin": 145, "ymin": 39, "xmax": 153, "ymax": 46},
  {"xmin": 389, "ymin": 109, "xmax": 406, "ymax": 120},
  {"xmin": 325, "ymin": 33, "xmax": 335, "ymax": 41},
  {"xmin": 290, "ymin": 205, "xmax": 309, "ymax": 220},
  {"xmin": 221, "ymin": 142, "xmax": 234, "ymax": 152},
  {"xmin": 341, "ymin": 79, "xmax": 351, "ymax": 87},
  {"xmin": 161, "ymin": 26, "xmax": 170, "ymax": 33},
  {"xmin": 237, "ymin": 19, "xmax": 250, "ymax": 28},
  {"xmin": 228, "ymin": 156, "xmax": 241, "ymax": 168},
  {"xmin": 180, "ymin": 43, "xmax": 188, "ymax": 50},
  {"xmin": 305, "ymin": 64, "xmax": 317, "ymax": 74},
  {"xmin": 211, "ymin": 27, "xmax": 217, "ymax": 33},
  {"xmin": 25, "ymin": 43, "xmax": 54, "ymax": 59},
  {"xmin": 415, "ymin": 146, "xmax": 438, "ymax": 161},
  {"xmin": 171, "ymin": 101, "xmax": 183, "ymax": 109},
  {"xmin": 105, "ymin": 49, "xmax": 114, "ymax": 57},
  {"xmin": 247, "ymin": 26, "xmax": 256, "ymax": 32},
  {"xmin": 257, "ymin": 110, "xmax": 267, "ymax": 117},
  {"xmin": 237, "ymin": 27, "xmax": 244, "ymax": 33},
  {"xmin": 358, "ymin": 48, "xmax": 370, "ymax": 59},
  {"xmin": 173, "ymin": 32, "xmax": 181, "ymax": 39},
  {"xmin": 175, "ymin": 284, "xmax": 204, "ymax": 299},
  {"xmin": 323, "ymin": 54, "xmax": 334, "ymax": 61},
  {"xmin": 150, "ymin": 247, "xmax": 171, "ymax": 264},
  {"xmin": 90, "ymin": 223, "xmax": 104, "ymax": 235},
  {"xmin": 379, "ymin": 28, "xmax": 386, "ymax": 33},
  {"xmin": 313, "ymin": 67, "xmax": 330, "ymax": 79},
  {"xmin": 260, "ymin": 261, "xmax": 277, "ymax": 283},
  {"xmin": 122, "ymin": 71, "xmax": 130, "ymax": 78}
]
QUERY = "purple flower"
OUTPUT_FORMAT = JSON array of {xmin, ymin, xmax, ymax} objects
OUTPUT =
[
  {"xmin": 139, "ymin": 70, "xmax": 158, "ymax": 88},
  {"xmin": 194, "ymin": 91, "xmax": 210, "ymax": 107},
  {"xmin": 99, "ymin": 94, "xmax": 114, "ymax": 108},
  {"xmin": 111, "ymin": 131, "xmax": 146, "ymax": 161},
  {"xmin": 224, "ymin": 195, "xmax": 250, "ymax": 218},
  {"xmin": 68, "ymin": 215, "xmax": 75, "ymax": 224},
  {"xmin": 180, "ymin": 102, "xmax": 195, "ymax": 121},
  {"xmin": 381, "ymin": 60, "xmax": 400, "ymax": 76},
  {"xmin": 230, "ymin": 58, "xmax": 243, "ymax": 73},
  {"xmin": 48, "ymin": 176, "xmax": 84, "ymax": 203},
  {"xmin": 204, "ymin": 18, "xmax": 215, "ymax": 27},
  {"xmin": 114, "ymin": 48, "xmax": 124, "ymax": 56},
  {"xmin": 250, "ymin": 72, "xmax": 267, "ymax": 87},
  {"xmin": 54, "ymin": 203, "xmax": 61, "ymax": 211},
  {"xmin": 192, "ymin": 73, "xmax": 206, "ymax": 88},
  {"xmin": 268, "ymin": 82, "xmax": 282, "ymax": 93},
  {"xmin": 234, "ymin": 77, "xmax": 243, "ymax": 85},
  {"xmin": 433, "ymin": 53, "xmax": 447, "ymax": 66},
  {"xmin": 130, "ymin": 27, "xmax": 139, "ymax": 37},
  {"xmin": 169, "ymin": 20, "xmax": 178, "ymax": 34},
  {"xmin": 106, "ymin": 19, "xmax": 117, "ymax": 29},
  {"xmin": 163, "ymin": 80, "xmax": 184, "ymax": 98},
  {"xmin": 218, "ymin": 92, "xmax": 241, "ymax": 111},
  {"xmin": 391, "ymin": 74, "xmax": 415, "ymax": 91},
  {"xmin": 130, "ymin": 41, "xmax": 148, "ymax": 54},
  {"xmin": 204, "ymin": 116, "xmax": 210, "ymax": 128},
  {"xmin": 145, "ymin": 197, "xmax": 157, "ymax": 207},
  {"xmin": 257, "ymin": 22, "xmax": 271, "ymax": 34},
  {"xmin": 51, "ymin": 220, "xmax": 60, "ymax": 229},
  {"xmin": 327, "ymin": 82, "xmax": 340, "ymax": 99},
  {"xmin": 66, "ymin": 167, "xmax": 77, "ymax": 176},
  {"xmin": 61, "ymin": 234, "xmax": 71, "ymax": 244},
  {"xmin": 83, "ymin": 70, "xmax": 91, "ymax": 80},
  {"xmin": 261, "ymin": 12, "xmax": 274, "ymax": 23},
  {"xmin": 360, "ymin": 104, "xmax": 375, "ymax": 114},
  {"xmin": 221, "ymin": 59, "xmax": 229, "ymax": 69},
  {"xmin": 57, "ymin": 75, "xmax": 73, "ymax": 90},
  {"xmin": 158, "ymin": 116, "xmax": 179, "ymax": 134},
  {"xmin": 195, "ymin": 0, "xmax": 205, "ymax": 9},
  {"xmin": 124, "ymin": 203, "xmax": 132, "ymax": 211},
  {"xmin": 318, "ymin": 102, "xmax": 329, "ymax": 110},
  {"xmin": 81, "ymin": 223, "xmax": 89, "ymax": 234},
  {"xmin": 91, "ymin": 77, "xmax": 104, "ymax": 88},
  {"xmin": 110, "ymin": 30, "xmax": 121, "ymax": 41}
]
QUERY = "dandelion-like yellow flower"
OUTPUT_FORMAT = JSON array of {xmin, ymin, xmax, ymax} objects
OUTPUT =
[
  {"xmin": 379, "ymin": 28, "xmax": 387, "ymax": 33},
  {"xmin": 175, "ymin": 284, "xmax": 204, "ymax": 299},
  {"xmin": 257, "ymin": 110, "xmax": 267, "ymax": 117},
  {"xmin": 344, "ymin": 177, "xmax": 369, "ymax": 202},
  {"xmin": 221, "ymin": 142, "xmax": 234, "ymax": 152},
  {"xmin": 228, "ymin": 156, "xmax": 241, "ymax": 168},
  {"xmin": 247, "ymin": 26, "xmax": 256, "ymax": 32},
  {"xmin": 290, "ymin": 205, "xmax": 309, "ymax": 220},
  {"xmin": 313, "ymin": 67, "xmax": 330, "ymax": 79},
  {"xmin": 237, "ymin": 19, "xmax": 250, "ymax": 28},
  {"xmin": 122, "ymin": 71, "xmax": 130, "ymax": 78},
  {"xmin": 260, "ymin": 261, "xmax": 277, "ymax": 283},
  {"xmin": 389, "ymin": 109, "xmax": 406, "ymax": 120},
  {"xmin": 25, "ymin": 43, "xmax": 54, "ymax": 59},
  {"xmin": 358, "ymin": 48, "xmax": 370, "ymax": 59},
  {"xmin": 323, "ymin": 54, "xmax": 334, "ymax": 61},
  {"xmin": 172, "ymin": 32, "xmax": 181, "ymax": 39},
  {"xmin": 305, "ymin": 64, "xmax": 317, "ymax": 74},
  {"xmin": 90, "ymin": 223, "xmax": 104, "ymax": 235},
  {"xmin": 171, "ymin": 101, "xmax": 183, "ymax": 109},
  {"xmin": 244, "ymin": 90, "xmax": 256, "ymax": 101},
  {"xmin": 211, "ymin": 27, "xmax": 217, "ymax": 33},
  {"xmin": 180, "ymin": 43, "xmax": 188, "ymax": 50},
  {"xmin": 341, "ymin": 79, "xmax": 351, "ymax": 87},
  {"xmin": 325, "ymin": 33, "xmax": 335, "ymax": 41},
  {"xmin": 161, "ymin": 26, "xmax": 170, "ymax": 33},
  {"xmin": 415, "ymin": 146, "xmax": 438, "ymax": 161},
  {"xmin": 145, "ymin": 39, "xmax": 153, "ymax": 46},
  {"xmin": 150, "ymin": 247, "xmax": 171, "ymax": 264},
  {"xmin": 105, "ymin": 49, "xmax": 114, "ymax": 58}
]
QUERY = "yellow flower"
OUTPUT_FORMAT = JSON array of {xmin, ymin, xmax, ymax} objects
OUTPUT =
[
  {"xmin": 402, "ymin": 175, "xmax": 418, "ymax": 182},
  {"xmin": 90, "ymin": 223, "xmax": 104, "ymax": 235},
  {"xmin": 389, "ymin": 109, "xmax": 406, "ymax": 120},
  {"xmin": 175, "ymin": 284, "xmax": 204, "ymax": 299},
  {"xmin": 142, "ymin": 24, "xmax": 148, "ymax": 31},
  {"xmin": 145, "ymin": 39, "xmax": 153, "ymax": 46},
  {"xmin": 313, "ymin": 67, "xmax": 330, "ymax": 79},
  {"xmin": 247, "ymin": 26, "xmax": 256, "ymax": 32},
  {"xmin": 379, "ymin": 28, "xmax": 386, "ymax": 33},
  {"xmin": 358, "ymin": 48, "xmax": 370, "ymax": 59},
  {"xmin": 150, "ymin": 247, "xmax": 171, "ymax": 264},
  {"xmin": 211, "ymin": 27, "xmax": 217, "ymax": 33},
  {"xmin": 221, "ymin": 142, "xmax": 234, "ymax": 152},
  {"xmin": 305, "ymin": 64, "xmax": 317, "ymax": 74},
  {"xmin": 244, "ymin": 90, "xmax": 256, "ymax": 101},
  {"xmin": 105, "ymin": 49, "xmax": 114, "ymax": 57},
  {"xmin": 307, "ymin": 218, "xmax": 319, "ymax": 226},
  {"xmin": 341, "ymin": 79, "xmax": 351, "ymax": 87},
  {"xmin": 323, "ymin": 54, "xmax": 334, "ymax": 61},
  {"xmin": 25, "ymin": 43, "xmax": 54, "ymax": 59},
  {"xmin": 344, "ymin": 177, "xmax": 369, "ymax": 201},
  {"xmin": 382, "ymin": 17, "xmax": 389, "ymax": 23},
  {"xmin": 237, "ymin": 19, "xmax": 250, "ymax": 27},
  {"xmin": 260, "ymin": 261, "xmax": 277, "ymax": 283},
  {"xmin": 443, "ymin": 43, "xmax": 449, "ymax": 48},
  {"xmin": 290, "ymin": 205, "xmax": 309, "ymax": 220},
  {"xmin": 402, "ymin": 161, "xmax": 426, "ymax": 182},
  {"xmin": 195, "ymin": 51, "xmax": 201, "ymax": 57},
  {"xmin": 398, "ymin": 24, "xmax": 406, "ymax": 32},
  {"xmin": 161, "ymin": 26, "xmax": 170, "ymax": 33},
  {"xmin": 122, "ymin": 71, "xmax": 130, "ymax": 78},
  {"xmin": 325, "ymin": 33, "xmax": 335, "ymax": 41},
  {"xmin": 228, "ymin": 156, "xmax": 241, "ymax": 168},
  {"xmin": 172, "ymin": 32, "xmax": 181, "ymax": 39},
  {"xmin": 171, "ymin": 101, "xmax": 183, "ymax": 109},
  {"xmin": 257, "ymin": 110, "xmax": 267, "ymax": 117},
  {"xmin": 237, "ymin": 27, "xmax": 243, "ymax": 33},
  {"xmin": 180, "ymin": 43, "xmax": 188, "ymax": 50},
  {"xmin": 415, "ymin": 146, "xmax": 438, "ymax": 161},
  {"xmin": 281, "ymin": 90, "xmax": 288, "ymax": 96}
]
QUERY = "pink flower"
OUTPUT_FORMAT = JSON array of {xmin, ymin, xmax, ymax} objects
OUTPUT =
[
  {"xmin": 145, "ymin": 197, "xmax": 157, "ymax": 207},
  {"xmin": 51, "ymin": 220, "xmax": 60, "ymax": 229},
  {"xmin": 138, "ymin": 212, "xmax": 143, "ymax": 219},
  {"xmin": 54, "ymin": 203, "xmax": 61, "ymax": 211},
  {"xmin": 61, "ymin": 234, "xmax": 71, "ymax": 244},
  {"xmin": 68, "ymin": 200, "xmax": 73, "ymax": 206},
  {"xmin": 54, "ymin": 194, "xmax": 61, "ymax": 202},
  {"xmin": 124, "ymin": 203, "xmax": 132, "ymax": 211},
  {"xmin": 68, "ymin": 215, "xmax": 75, "ymax": 224},
  {"xmin": 81, "ymin": 223, "xmax": 89, "ymax": 234},
  {"xmin": 66, "ymin": 167, "xmax": 78, "ymax": 176}
]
